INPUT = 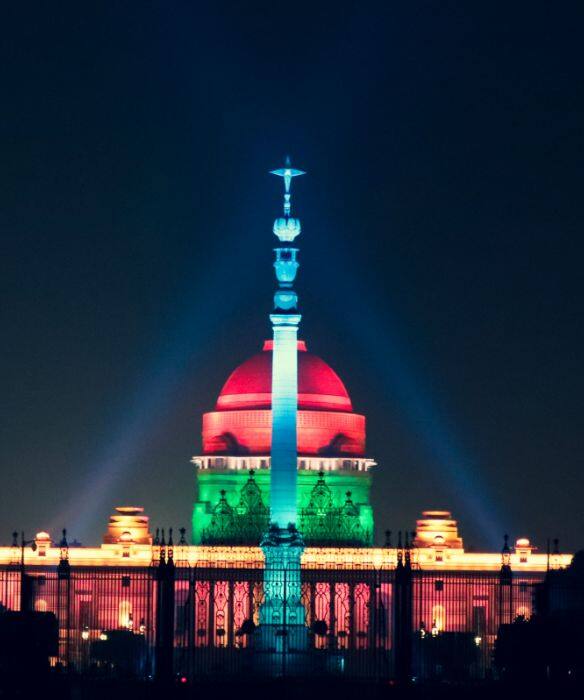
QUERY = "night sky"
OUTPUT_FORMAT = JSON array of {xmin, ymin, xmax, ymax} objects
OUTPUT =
[{"xmin": 1, "ymin": 2, "xmax": 583, "ymax": 551}]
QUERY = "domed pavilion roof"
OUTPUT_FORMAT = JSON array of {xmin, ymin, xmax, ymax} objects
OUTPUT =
[
  {"xmin": 216, "ymin": 341, "xmax": 353, "ymax": 413},
  {"xmin": 202, "ymin": 340, "xmax": 365, "ymax": 457}
]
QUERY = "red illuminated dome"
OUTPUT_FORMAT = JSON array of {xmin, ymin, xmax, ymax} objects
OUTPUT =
[
  {"xmin": 217, "ymin": 340, "xmax": 353, "ymax": 412},
  {"xmin": 202, "ymin": 341, "xmax": 365, "ymax": 456}
]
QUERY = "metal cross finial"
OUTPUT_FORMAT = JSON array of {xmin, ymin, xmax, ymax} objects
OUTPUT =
[{"xmin": 270, "ymin": 158, "xmax": 306, "ymax": 216}]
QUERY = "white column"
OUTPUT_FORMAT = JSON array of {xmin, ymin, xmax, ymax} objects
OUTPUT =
[{"xmin": 269, "ymin": 315, "xmax": 301, "ymax": 528}]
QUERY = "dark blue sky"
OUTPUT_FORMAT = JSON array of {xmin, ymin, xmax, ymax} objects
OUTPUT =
[{"xmin": 1, "ymin": 2, "xmax": 582, "ymax": 550}]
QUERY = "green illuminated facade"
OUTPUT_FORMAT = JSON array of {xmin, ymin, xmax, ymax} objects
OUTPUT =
[{"xmin": 192, "ymin": 460, "xmax": 374, "ymax": 546}]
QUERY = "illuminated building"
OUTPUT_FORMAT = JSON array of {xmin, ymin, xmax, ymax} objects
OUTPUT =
[
  {"xmin": 193, "ymin": 340, "xmax": 374, "ymax": 546},
  {"xmin": 0, "ymin": 162, "xmax": 574, "ymax": 681}
]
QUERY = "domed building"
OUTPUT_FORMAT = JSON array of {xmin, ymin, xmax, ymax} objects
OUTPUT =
[
  {"xmin": 192, "ymin": 340, "xmax": 375, "ymax": 545},
  {"xmin": 0, "ymin": 160, "xmax": 574, "ymax": 684}
]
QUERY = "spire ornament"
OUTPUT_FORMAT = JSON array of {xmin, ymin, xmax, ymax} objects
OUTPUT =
[
  {"xmin": 260, "ymin": 158, "xmax": 309, "ymax": 659},
  {"xmin": 270, "ymin": 158, "xmax": 306, "ymax": 313},
  {"xmin": 267, "ymin": 158, "xmax": 306, "ymax": 528},
  {"xmin": 270, "ymin": 156, "xmax": 306, "ymax": 218}
]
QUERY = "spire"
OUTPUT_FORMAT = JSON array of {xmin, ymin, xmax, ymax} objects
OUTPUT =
[
  {"xmin": 270, "ymin": 156, "xmax": 306, "ymax": 217},
  {"xmin": 267, "ymin": 158, "xmax": 306, "ymax": 529},
  {"xmin": 270, "ymin": 157, "xmax": 306, "ymax": 313},
  {"xmin": 261, "ymin": 160, "xmax": 309, "ymax": 647}
]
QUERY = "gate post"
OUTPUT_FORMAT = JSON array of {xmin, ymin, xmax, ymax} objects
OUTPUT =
[
  {"xmin": 57, "ymin": 530, "xmax": 71, "ymax": 669},
  {"xmin": 393, "ymin": 532, "xmax": 413, "ymax": 685},
  {"xmin": 498, "ymin": 534, "xmax": 513, "ymax": 625},
  {"xmin": 155, "ymin": 530, "xmax": 176, "ymax": 684}
]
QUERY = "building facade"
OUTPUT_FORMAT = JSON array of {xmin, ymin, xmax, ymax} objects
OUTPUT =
[
  {"xmin": 0, "ymin": 163, "xmax": 573, "ymax": 681},
  {"xmin": 192, "ymin": 339, "xmax": 375, "ymax": 547}
]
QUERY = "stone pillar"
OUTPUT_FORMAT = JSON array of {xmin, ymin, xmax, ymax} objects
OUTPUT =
[
  {"xmin": 269, "ymin": 314, "xmax": 301, "ymax": 528},
  {"xmin": 57, "ymin": 530, "xmax": 71, "ymax": 669},
  {"xmin": 154, "ymin": 535, "xmax": 175, "ymax": 684},
  {"xmin": 498, "ymin": 534, "xmax": 513, "ymax": 626},
  {"xmin": 258, "ymin": 161, "xmax": 308, "ymax": 673},
  {"xmin": 394, "ymin": 535, "xmax": 413, "ymax": 685}
]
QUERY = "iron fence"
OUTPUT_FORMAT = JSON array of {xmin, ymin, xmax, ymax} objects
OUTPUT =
[
  {"xmin": 172, "ymin": 565, "xmax": 395, "ymax": 680},
  {"xmin": 410, "ymin": 570, "xmax": 541, "ymax": 681},
  {"xmin": 0, "ymin": 564, "xmax": 157, "ymax": 677},
  {"xmin": 0, "ymin": 560, "xmax": 559, "ymax": 682}
]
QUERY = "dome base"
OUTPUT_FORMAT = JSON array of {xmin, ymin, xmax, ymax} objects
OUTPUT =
[
  {"xmin": 202, "ymin": 409, "xmax": 366, "ymax": 457},
  {"xmin": 191, "ymin": 458, "xmax": 375, "ymax": 546}
]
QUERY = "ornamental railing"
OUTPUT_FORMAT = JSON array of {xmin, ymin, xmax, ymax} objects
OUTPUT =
[{"xmin": 0, "ymin": 558, "xmax": 578, "ymax": 683}]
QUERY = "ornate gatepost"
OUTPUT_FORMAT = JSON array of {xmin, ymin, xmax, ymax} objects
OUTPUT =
[
  {"xmin": 394, "ymin": 531, "xmax": 413, "ymax": 685},
  {"xmin": 498, "ymin": 534, "xmax": 513, "ymax": 626},
  {"xmin": 57, "ymin": 529, "xmax": 71, "ymax": 669},
  {"xmin": 154, "ymin": 530, "xmax": 175, "ymax": 684},
  {"xmin": 259, "ymin": 160, "xmax": 308, "ymax": 673}
]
